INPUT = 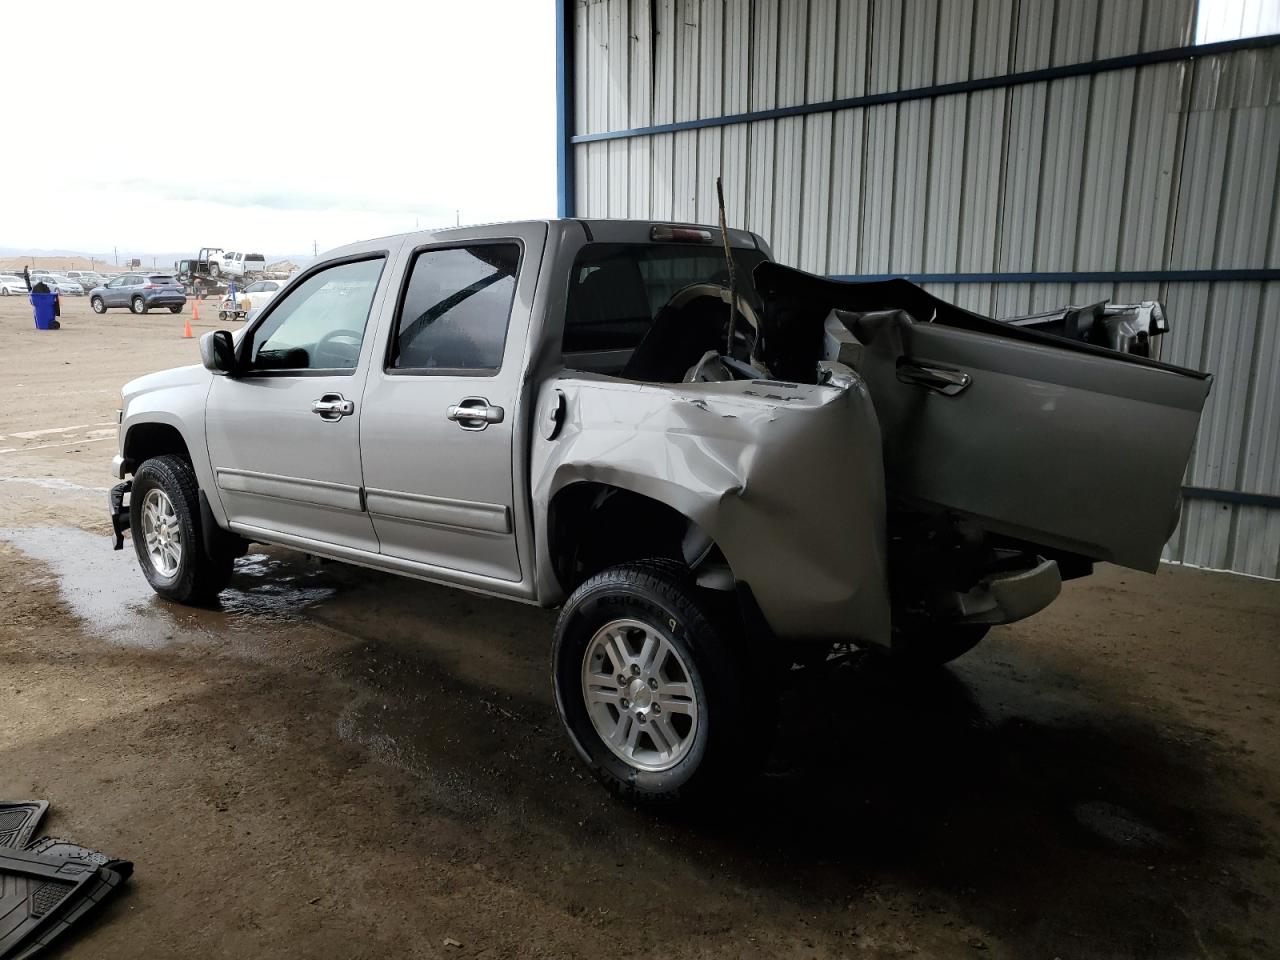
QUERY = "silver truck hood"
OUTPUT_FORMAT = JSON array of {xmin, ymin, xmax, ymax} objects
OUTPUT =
[{"xmin": 121, "ymin": 364, "xmax": 210, "ymax": 404}]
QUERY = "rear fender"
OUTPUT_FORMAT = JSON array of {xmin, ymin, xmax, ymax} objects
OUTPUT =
[{"xmin": 531, "ymin": 375, "xmax": 891, "ymax": 648}]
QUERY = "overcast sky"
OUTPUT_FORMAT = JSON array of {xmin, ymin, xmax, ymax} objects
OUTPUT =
[{"xmin": 2, "ymin": 1, "xmax": 556, "ymax": 260}]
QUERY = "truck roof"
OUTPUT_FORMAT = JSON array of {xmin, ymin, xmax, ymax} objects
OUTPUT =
[{"xmin": 322, "ymin": 219, "xmax": 768, "ymax": 263}]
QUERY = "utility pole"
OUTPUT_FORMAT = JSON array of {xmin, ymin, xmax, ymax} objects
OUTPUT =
[
  {"xmin": 113, "ymin": 245, "xmax": 118, "ymax": 268},
  {"xmin": 313, "ymin": 240, "xmax": 318, "ymax": 257},
  {"xmin": 456, "ymin": 209, "xmax": 460, "ymax": 227}
]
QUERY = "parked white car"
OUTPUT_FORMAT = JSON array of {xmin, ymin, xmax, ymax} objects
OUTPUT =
[
  {"xmin": 66, "ymin": 270, "xmax": 106, "ymax": 289},
  {"xmin": 34, "ymin": 276, "xmax": 85, "ymax": 295},
  {"xmin": 0, "ymin": 274, "xmax": 28, "ymax": 295},
  {"xmin": 236, "ymin": 278, "xmax": 286, "ymax": 314}
]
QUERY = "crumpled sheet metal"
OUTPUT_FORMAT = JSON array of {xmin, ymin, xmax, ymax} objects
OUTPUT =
[{"xmin": 531, "ymin": 373, "xmax": 892, "ymax": 648}]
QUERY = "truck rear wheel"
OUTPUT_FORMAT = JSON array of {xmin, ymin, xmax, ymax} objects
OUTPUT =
[
  {"xmin": 130, "ymin": 455, "xmax": 233, "ymax": 604},
  {"xmin": 552, "ymin": 560, "xmax": 753, "ymax": 804},
  {"xmin": 891, "ymin": 623, "xmax": 990, "ymax": 668}
]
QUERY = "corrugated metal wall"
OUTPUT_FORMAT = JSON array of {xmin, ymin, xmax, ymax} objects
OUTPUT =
[{"xmin": 568, "ymin": 0, "xmax": 1280, "ymax": 579}]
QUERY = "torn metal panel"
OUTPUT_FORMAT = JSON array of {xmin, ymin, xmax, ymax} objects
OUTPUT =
[
  {"xmin": 531, "ymin": 374, "xmax": 892, "ymax": 648},
  {"xmin": 1002, "ymin": 299, "xmax": 1169, "ymax": 356},
  {"xmin": 755, "ymin": 263, "xmax": 1212, "ymax": 573}
]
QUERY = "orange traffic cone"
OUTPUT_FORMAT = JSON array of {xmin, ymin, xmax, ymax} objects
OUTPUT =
[{"xmin": 183, "ymin": 307, "xmax": 194, "ymax": 338}]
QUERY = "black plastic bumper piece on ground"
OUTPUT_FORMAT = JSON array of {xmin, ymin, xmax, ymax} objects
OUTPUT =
[
  {"xmin": 0, "ymin": 802, "xmax": 47, "ymax": 850},
  {"xmin": 0, "ymin": 840, "xmax": 132, "ymax": 959},
  {"xmin": 108, "ymin": 481, "xmax": 131, "ymax": 551}
]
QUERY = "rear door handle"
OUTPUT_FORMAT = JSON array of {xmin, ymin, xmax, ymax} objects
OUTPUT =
[
  {"xmin": 897, "ymin": 360, "xmax": 972, "ymax": 396},
  {"xmin": 312, "ymin": 393, "xmax": 355, "ymax": 421},
  {"xmin": 446, "ymin": 396, "xmax": 504, "ymax": 431}
]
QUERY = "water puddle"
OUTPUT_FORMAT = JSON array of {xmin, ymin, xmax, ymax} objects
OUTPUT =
[{"xmin": 0, "ymin": 526, "xmax": 340, "ymax": 648}]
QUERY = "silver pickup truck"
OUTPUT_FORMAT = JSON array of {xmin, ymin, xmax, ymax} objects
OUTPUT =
[{"xmin": 108, "ymin": 219, "xmax": 1211, "ymax": 802}]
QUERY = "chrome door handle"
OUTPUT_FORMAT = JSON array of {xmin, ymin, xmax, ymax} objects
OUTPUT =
[
  {"xmin": 312, "ymin": 393, "xmax": 355, "ymax": 421},
  {"xmin": 446, "ymin": 396, "xmax": 505, "ymax": 431},
  {"xmin": 896, "ymin": 360, "xmax": 972, "ymax": 396}
]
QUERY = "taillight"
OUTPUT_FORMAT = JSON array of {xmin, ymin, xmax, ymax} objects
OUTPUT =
[
  {"xmin": 143, "ymin": 283, "xmax": 156, "ymax": 289},
  {"xmin": 650, "ymin": 224, "xmax": 715, "ymax": 243}
]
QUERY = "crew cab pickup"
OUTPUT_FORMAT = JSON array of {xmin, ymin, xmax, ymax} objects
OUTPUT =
[
  {"xmin": 109, "ymin": 219, "xmax": 1211, "ymax": 802},
  {"xmin": 209, "ymin": 250, "xmax": 266, "ymax": 279}
]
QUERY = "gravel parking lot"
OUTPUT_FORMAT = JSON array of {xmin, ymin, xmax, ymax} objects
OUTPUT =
[{"xmin": 1, "ymin": 294, "xmax": 1278, "ymax": 958}]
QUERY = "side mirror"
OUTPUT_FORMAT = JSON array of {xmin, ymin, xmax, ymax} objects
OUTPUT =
[{"xmin": 199, "ymin": 329, "xmax": 237, "ymax": 375}]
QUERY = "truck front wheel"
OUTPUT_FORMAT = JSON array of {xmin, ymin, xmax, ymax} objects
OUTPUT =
[
  {"xmin": 552, "ymin": 560, "xmax": 752, "ymax": 803},
  {"xmin": 130, "ymin": 455, "xmax": 233, "ymax": 604}
]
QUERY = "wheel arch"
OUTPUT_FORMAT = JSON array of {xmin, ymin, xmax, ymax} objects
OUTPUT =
[
  {"xmin": 121, "ymin": 420, "xmax": 192, "ymax": 476},
  {"xmin": 546, "ymin": 480, "xmax": 734, "ymax": 600}
]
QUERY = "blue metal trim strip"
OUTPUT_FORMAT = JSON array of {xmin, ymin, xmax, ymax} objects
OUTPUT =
[
  {"xmin": 570, "ymin": 33, "xmax": 1280, "ymax": 145},
  {"xmin": 555, "ymin": 0, "xmax": 575, "ymax": 218},
  {"xmin": 827, "ymin": 269, "xmax": 1280, "ymax": 284},
  {"xmin": 1183, "ymin": 486, "xmax": 1280, "ymax": 510}
]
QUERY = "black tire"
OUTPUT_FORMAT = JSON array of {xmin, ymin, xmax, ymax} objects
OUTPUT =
[
  {"xmin": 169, "ymin": 304, "xmax": 183, "ymax": 314},
  {"xmin": 90, "ymin": 296, "xmax": 106, "ymax": 314},
  {"xmin": 131, "ymin": 296, "xmax": 147, "ymax": 314},
  {"xmin": 130, "ymin": 455, "xmax": 233, "ymax": 604},
  {"xmin": 218, "ymin": 310, "xmax": 228, "ymax": 321},
  {"xmin": 552, "ymin": 560, "xmax": 753, "ymax": 804},
  {"xmin": 891, "ymin": 623, "xmax": 990, "ymax": 669}
]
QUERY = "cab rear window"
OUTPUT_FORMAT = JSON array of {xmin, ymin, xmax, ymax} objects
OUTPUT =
[{"xmin": 563, "ymin": 243, "xmax": 766, "ymax": 354}]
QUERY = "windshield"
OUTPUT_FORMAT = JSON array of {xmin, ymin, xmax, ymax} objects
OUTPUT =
[{"xmin": 563, "ymin": 242, "xmax": 767, "ymax": 355}]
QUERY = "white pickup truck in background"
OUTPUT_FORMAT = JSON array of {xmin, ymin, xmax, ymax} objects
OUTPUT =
[{"xmin": 209, "ymin": 251, "xmax": 267, "ymax": 279}]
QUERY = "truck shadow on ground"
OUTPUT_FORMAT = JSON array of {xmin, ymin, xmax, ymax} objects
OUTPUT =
[
  {"xmin": 4, "ymin": 534, "xmax": 1269, "ymax": 957},
  {"xmin": 317, "ymin": 567, "xmax": 1272, "ymax": 959}
]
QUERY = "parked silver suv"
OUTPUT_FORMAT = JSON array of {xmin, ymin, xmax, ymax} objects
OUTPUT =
[
  {"xmin": 90, "ymin": 274, "xmax": 187, "ymax": 314},
  {"xmin": 108, "ymin": 219, "xmax": 1210, "ymax": 802}
]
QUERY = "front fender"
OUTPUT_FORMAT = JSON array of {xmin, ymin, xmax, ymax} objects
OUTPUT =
[
  {"xmin": 117, "ymin": 365, "xmax": 221, "ymax": 523},
  {"xmin": 531, "ymin": 376, "xmax": 891, "ymax": 648}
]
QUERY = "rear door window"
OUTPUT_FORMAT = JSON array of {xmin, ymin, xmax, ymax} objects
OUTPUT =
[{"xmin": 388, "ymin": 243, "xmax": 520, "ymax": 373}]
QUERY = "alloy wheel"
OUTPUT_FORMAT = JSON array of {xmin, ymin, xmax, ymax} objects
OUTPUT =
[
  {"xmin": 141, "ymin": 487, "xmax": 182, "ymax": 578},
  {"xmin": 580, "ymin": 618, "xmax": 700, "ymax": 772}
]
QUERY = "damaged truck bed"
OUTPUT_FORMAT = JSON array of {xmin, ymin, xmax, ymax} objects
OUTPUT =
[{"xmin": 110, "ymin": 218, "xmax": 1211, "ymax": 801}]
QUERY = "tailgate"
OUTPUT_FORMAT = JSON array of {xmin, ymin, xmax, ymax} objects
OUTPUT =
[{"xmin": 755, "ymin": 265, "xmax": 1212, "ymax": 572}]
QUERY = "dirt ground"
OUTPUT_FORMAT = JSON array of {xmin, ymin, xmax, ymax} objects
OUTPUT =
[{"xmin": 1, "ymin": 294, "xmax": 1278, "ymax": 959}]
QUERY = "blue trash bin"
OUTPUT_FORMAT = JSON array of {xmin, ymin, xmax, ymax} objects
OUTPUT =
[{"xmin": 31, "ymin": 293, "xmax": 58, "ymax": 330}]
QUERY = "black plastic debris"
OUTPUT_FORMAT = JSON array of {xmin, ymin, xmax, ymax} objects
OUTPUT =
[
  {"xmin": 0, "ymin": 803, "xmax": 132, "ymax": 959},
  {"xmin": 0, "ymin": 802, "xmax": 47, "ymax": 850}
]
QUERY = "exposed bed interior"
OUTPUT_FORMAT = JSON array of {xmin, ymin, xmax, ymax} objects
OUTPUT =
[{"xmin": 560, "ymin": 249, "xmax": 1206, "ymax": 388}]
